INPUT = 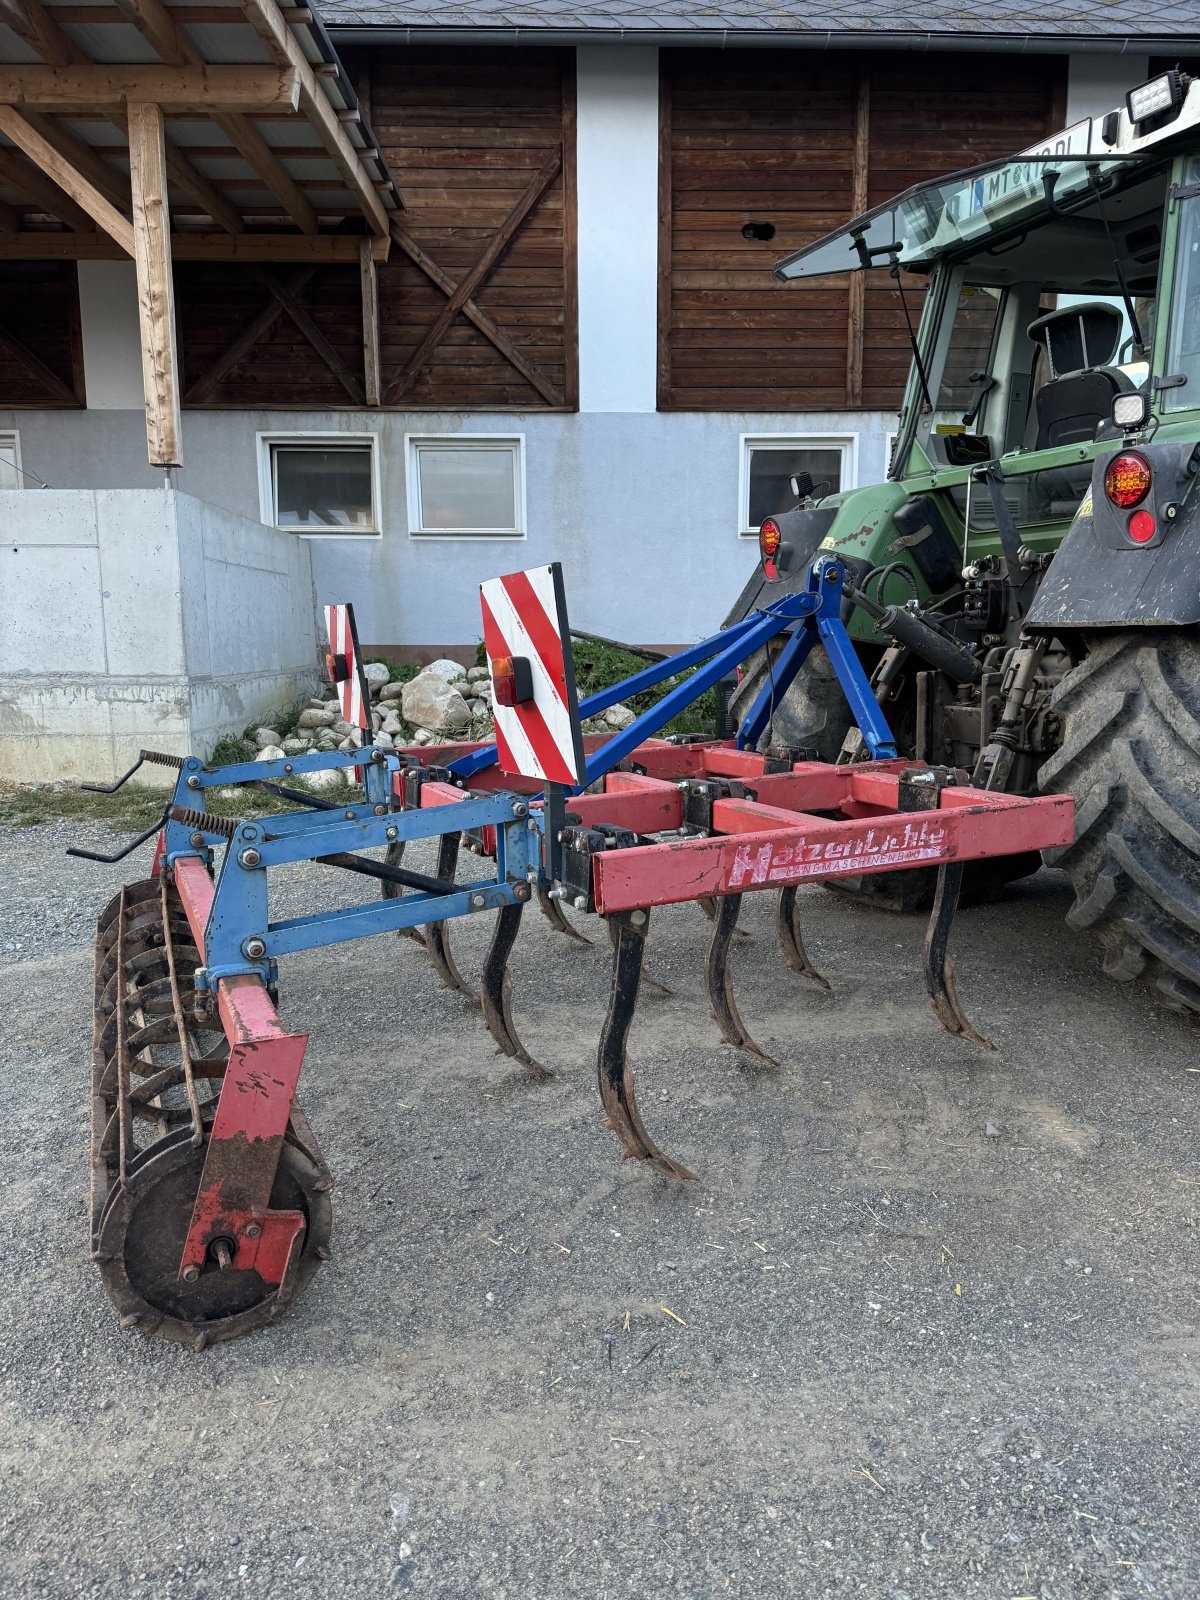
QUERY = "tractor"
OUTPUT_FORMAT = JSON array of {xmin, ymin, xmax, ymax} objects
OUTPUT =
[{"xmin": 728, "ymin": 68, "xmax": 1200, "ymax": 1015}]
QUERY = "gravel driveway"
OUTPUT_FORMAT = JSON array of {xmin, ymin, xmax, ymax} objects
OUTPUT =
[{"xmin": 1, "ymin": 818, "xmax": 1197, "ymax": 1599}]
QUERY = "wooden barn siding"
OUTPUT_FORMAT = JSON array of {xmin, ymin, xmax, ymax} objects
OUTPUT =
[
  {"xmin": 178, "ymin": 48, "xmax": 577, "ymax": 411},
  {"xmin": 660, "ymin": 51, "xmax": 1067, "ymax": 413},
  {"xmin": 0, "ymin": 264, "xmax": 84, "ymax": 409}
]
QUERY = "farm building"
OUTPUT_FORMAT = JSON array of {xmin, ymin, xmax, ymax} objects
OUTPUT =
[{"xmin": 1, "ymin": 0, "xmax": 1196, "ymax": 776}]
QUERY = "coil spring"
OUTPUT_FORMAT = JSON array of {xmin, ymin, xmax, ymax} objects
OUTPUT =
[
  {"xmin": 167, "ymin": 805, "xmax": 239, "ymax": 840},
  {"xmin": 141, "ymin": 750, "xmax": 186, "ymax": 769}
]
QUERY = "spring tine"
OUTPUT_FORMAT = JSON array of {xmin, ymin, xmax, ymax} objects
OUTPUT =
[
  {"xmin": 480, "ymin": 902, "xmax": 551, "ymax": 1079},
  {"xmin": 705, "ymin": 895, "xmax": 779, "ymax": 1067},
  {"xmin": 924, "ymin": 862, "xmax": 994, "ymax": 1051},
  {"xmin": 604, "ymin": 917, "xmax": 671, "ymax": 998},
  {"xmin": 425, "ymin": 833, "xmax": 478, "ymax": 1006},
  {"xmin": 700, "ymin": 894, "xmax": 747, "ymax": 938},
  {"xmin": 598, "ymin": 910, "xmax": 696, "ymax": 1181},
  {"xmin": 382, "ymin": 839, "xmax": 426, "ymax": 947},
  {"xmin": 776, "ymin": 885, "xmax": 832, "ymax": 992},
  {"xmin": 537, "ymin": 885, "xmax": 592, "ymax": 944}
]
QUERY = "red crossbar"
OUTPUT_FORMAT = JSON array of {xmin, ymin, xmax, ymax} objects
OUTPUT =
[{"xmin": 173, "ymin": 855, "xmax": 308, "ymax": 1289}]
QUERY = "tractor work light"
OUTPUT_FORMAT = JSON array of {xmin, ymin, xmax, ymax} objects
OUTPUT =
[
  {"xmin": 490, "ymin": 653, "xmax": 534, "ymax": 706},
  {"xmin": 1128, "ymin": 509, "xmax": 1156, "ymax": 544},
  {"xmin": 1112, "ymin": 391, "xmax": 1150, "ymax": 432},
  {"xmin": 1104, "ymin": 451, "xmax": 1153, "ymax": 509},
  {"xmin": 1127, "ymin": 70, "xmax": 1184, "ymax": 128},
  {"xmin": 759, "ymin": 517, "xmax": 783, "ymax": 580}
]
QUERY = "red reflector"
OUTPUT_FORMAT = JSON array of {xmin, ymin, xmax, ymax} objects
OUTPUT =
[
  {"xmin": 1128, "ymin": 508, "xmax": 1156, "ymax": 544},
  {"xmin": 1104, "ymin": 451, "xmax": 1152, "ymax": 509},
  {"xmin": 489, "ymin": 653, "xmax": 533, "ymax": 706},
  {"xmin": 324, "ymin": 650, "xmax": 349, "ymax": 684}
]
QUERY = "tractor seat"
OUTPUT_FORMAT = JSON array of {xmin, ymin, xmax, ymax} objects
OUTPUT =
[{"xmin": 1024, "ymin": 301, "xmax": 1133, "ymax": 451}]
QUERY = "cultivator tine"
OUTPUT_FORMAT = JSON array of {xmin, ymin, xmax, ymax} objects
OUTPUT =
[
  {"xmin": 705, "ymin": 895, "xmax": 779, "ymax": 1067},
  {"xmin": 382, "ymin": 840, "xmax": 426, "ymax": 947},
  {"xmin": 537, "ymin": 884, "xmax": 592, "ymax": 944},
  {"xmin": 425, "ymin": 832, "xmax": 478, "ymax": 1005},
  {"xmin": 604, "ymin": 917, "xmax": 671, "ymax": 998},
  {"xmin": 776, "ymin": 886, "xmax": 831, "ymax": 992},
  {"xmin": 480, "ymin": 902, "xmax": 550, "ymax": 1078},
  {"xmin": 598, "ymin": 910, "xmax": 696, "ymax": 1180},
  {"xmin": 923, "ymin": 862, "xmax": 994, "ymax": 1051},
  {"xmin": 699, "ymin": 894, "xmax": 747, "ymax": 938}
]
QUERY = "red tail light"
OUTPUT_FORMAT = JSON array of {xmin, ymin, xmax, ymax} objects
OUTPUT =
[
  {"xmin": 324, "ymin": 650, "xmax": 349, "ymax": 683},
  {"xmin": 759, "ymin": 517, "xmax": 783, "ymax": 580},
  {"xmin": 1104, "ymin": 451, "xmax": 1152, "ymax": 509},
  {"xmin": 1127, "ymin": 508, "xmax": 1156, "ymax": 544},
  {"xmin": 490, "ymin": 654, "xmax": 534, "ymax": 707}
]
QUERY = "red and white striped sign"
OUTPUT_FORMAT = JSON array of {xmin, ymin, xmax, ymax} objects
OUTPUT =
[
  {"xmin": 324, "ymin": 602, "xmax": 371, "ymax": 733},
  {"xmin": 479, "ymin": 563, "xmax": 585, "ymax": 786}
]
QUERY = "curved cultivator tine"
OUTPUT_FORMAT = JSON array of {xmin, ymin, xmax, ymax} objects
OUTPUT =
[
  {"xmin": 480, "ymin": 901, "xmax": 550, "ymax": 1078},
  {"xmin": 537, "ymin": 884, "xmax": 592, "ymax": 944},
  {"xmin": 382, "ymin": 840, "xmax": 426, "ymax": 947},
  {"xmin": 776, "ymin": 885, "xmax": 831, "ymax": 991},
  {"xmin": 924, "ymin": 862, "xmax": 994, "ymax": 1051},
  {"xmin": 705, "ymin": 894, "xmax": 779, "ymax": 1067},
  {"xmin": 700, "ymin": 894, "xmax": 748, "ymax": 938},
  {"xmin": 425, "ymin": 832, "xmax": 479, "ymax": 1006},
  {"xmin": 605, "ymin": 918, "xmax": 672, "ymax": 999},
  {"xmin": 598, "ymin": 910, "xmax": 695, "ymax": 1180}
]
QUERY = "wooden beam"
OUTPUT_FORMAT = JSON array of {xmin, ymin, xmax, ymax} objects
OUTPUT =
[
  {"xmin": 384, "ymin": 148, "xmax": 561, "ymax": 403},
  {"xmin": 162, "ymin": 142, "xmax": 244, "ymax": 235},
  {"xmin": 0, "ymin": 0, "xmax": 85, "ymax": 66},
  {"xmin": 0, "ymin": 314, "xmax": 78, "ymax": 402},
  {"xmin": 0, "ymin": 65, "xmax": 302, "ymax": 114},
  {"xmin": 359, "ymin": 236, "xmax": 379, "ymax": 406},
  {"xmin": 19, "ymin": 111, "xmax": 131, "ymax": 214},
  {"xmin": 128, "ymin": 102, "xmax": 180, "ymax": 466},
  {"xmin": 183, "ymin": 263, "xmax": 319, "ymax": 403},
  {"xmin": 212, "ymin": 113, "xmax": 317, "ymax": 234},
  {"xmin": 0, "ymin": 229, "xmax": 384, "ymax": 260},
  {"xmin": 252, "ymin": 265, "xmax": 363, "ymax": 403},
  {"xmin": 0, "ymin": 106, "xmax": 133, "ymax": 251},
  {"xmin": 0, "ymin": 147, "xmax": 97, "ymax": 232},
  {"xmin": 389, "ymin": 223, "xmax": 563, "ymax": 408},
  {"xmin": 236, "ymin": 0, "xmax": 391, "ymax": 235},
  {"xmin": 845, "ymin": 71, "xmax": 870, "ymax": 409},
  {"xmin": 109, "ymin": 0, "xmax": 189, "ymax": 68}
]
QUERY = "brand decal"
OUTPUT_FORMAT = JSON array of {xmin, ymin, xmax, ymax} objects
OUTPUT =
[{"xmin": 726, "ymin": 819, "xmax": 948, "ymax": 887}]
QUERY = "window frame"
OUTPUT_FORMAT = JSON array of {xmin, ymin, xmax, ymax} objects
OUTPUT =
[
  {"xmin": 405, "ymin": 433, "xmax": 526, "ymax": 540},
  {"xmin": 256, "ymin": 431, "xmax": 382, "ymax": 539},
  {"xmin": 0, "ymin": 429, "xmax": 23, "ymax": 491},
  {"xmin": 737, "ymin": 433, "xmax": 858, "ymax": 537}
]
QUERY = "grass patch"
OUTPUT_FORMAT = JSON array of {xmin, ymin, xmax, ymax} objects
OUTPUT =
[
  {"xmin": 569, "ymin": 636, "xmax": 717, "ymax": 738},
  {"xmin": 0, "ymin": 778, "xmax": 324, "ymax": 832}
]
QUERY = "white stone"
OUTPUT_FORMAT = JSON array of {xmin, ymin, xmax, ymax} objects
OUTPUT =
[
  {"xmin": 282, "ymin": 737, "xmax": 309, "ymax": 755},
  {"xmin": 363, "ymin": 662, "xmax": 390, "ymax": 688},
  {"xmin": 332, "ymin": 719, "xmax": 355, "ymax": 738},
  {"xmin": 306, "ymin": 766, "xmax": 344, "ymax": 793},
  {"xmin": 307, "ymin": 698, "xmax": 327, "ymax": 711},
  {"xmin": 381, "ymin": 710, "xmax": 403, "ymax": 735},
  {"xmin": 401, "ymin": 670, "xmax": 472, "ymax": 734},
  {"xmin": 413, "ymin": 729, "xmax": 433, "ymax": 745},
  {"xmin": 378, "ymin": 679, "xmax": 407, "ymax": 703},
  {"xmin": 253, "ymin": 727, "xmax": 281, "ymax": 748},
  {"xmin": 374, "ymin": 730, "xmax": 395, "ymax": 750},
  {"xmin": 297, "ymin": 708, "xmax": 336, "ymax": 730},
  {"xmin": 466, "ymin": 699, "xmax": 487, "ymax": 718},
  {"xmin": 257, "ymin": 744, "xmax": 286, "ymax": 762},
  {"xmin": 467, "ymin": 666, "xmax": 491, "ymax": 683},
  {"xmin": 337, "ymin": 736, "xmax": 357, "ymax": 750},
  {"xmin": 604, "ymin": 703, "xmax": 635, "ymax": 730},
  {"xmin": 421, "ymin": 657, "xmax": 467, "ymax": 684},
  {"xmin": 324, "ymin": 699, "xmax": 341, "ymax": 714}
]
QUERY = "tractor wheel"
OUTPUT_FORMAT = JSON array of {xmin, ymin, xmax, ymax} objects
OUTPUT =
[
  {"xmin": 728, "ymin": 640, "xmax": 851, "ymax": 760},
  {"xmin": 1039, "ymin": 630, "xmax": 1200, "ymax": 1015}
]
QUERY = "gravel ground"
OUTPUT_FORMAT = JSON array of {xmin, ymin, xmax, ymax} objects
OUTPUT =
[{"xmin": 1, "ymin": 817, "xmax": 1198, "ymax": 1600}]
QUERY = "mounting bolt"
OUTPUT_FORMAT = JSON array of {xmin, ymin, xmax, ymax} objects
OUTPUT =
[
  {"xmin": 385, "ymin": 826, "xmax": 398, "ymax": 841},
  {"xmin": 1166, "ymin": 502, "xmax": 1179, "ymax": 520},
  {"xmin": 187, "ymin": 775, "xmax": 201, "ymax": 790},
  {"xmin": 548, "ymin": 885, "xmax": 566, "ymax": 901},
  {"xmin": 514, "ymin": 882, "xmax": 532, "ymax": 902},
  {"xmin": 181, "ymin": 1265, "xmax": 200, "ymax": 1285},
  {"xmin": 284, "ymin": 764, "xmax": 294, "ymax": 774},
  {"xmin": 573, "ymin": 895, "xmax": 588, "ymax": 911},
  {"xmin": 190, "ymin": 832, "xmax": 205, "ymax": 849},
  {"xmin": 512, "ymin": 801, "xmax": 528, "ymax": 818},
  {"xmin": 244, "ymin": 1223, "xmax": 262, "ymax": 1240},
  {"xmin": 238, "ymin": 847, "xmax": 261, "ymax": 868},
  {"xmin": 630, "ymin": 909, "xmax": 648, "ymax": 926},
  {"xmin": 472, "ymin": 893, "xmax": 486, "ymax": 909},
  {"xmin": 243, "ymin": 936, "xmax": 267, "ymax": 960},
  {"xmin": 374, "ymin": 804, "xmax": 387, "ymax": 816},
  {"xmin": 344, "ymin": 810, "xmax": 355, "ymax": 821}
]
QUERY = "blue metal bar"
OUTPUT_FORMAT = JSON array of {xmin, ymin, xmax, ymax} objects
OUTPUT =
[
  {"xmin": 811, "ymin": 561, "xmax": 898, "ymax": 761},
  {"xmin": 734, "ymin": 623, "xmax": 816, "ymax": 750},
  {"xmin": 447, "ymin": 610, "xmax": 770, "ymax": 781},
  {"xmin": 191, "ymin": 748, "xmax": 402, "ymax": 788}
]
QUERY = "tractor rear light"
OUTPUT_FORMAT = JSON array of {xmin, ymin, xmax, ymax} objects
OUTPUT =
[
  {"xmin": 1104, "ymin": 451, "xmax": 1153, "ymax": 509},
  {"xmin": 759, "ymin": 517, "xmax": 782, "ymax": 580},
  {"xmin": 324, "ymin": 650, "xmax": 349, "ymax": 683},
  {"xmin": 1127, "ymin": 509, "xmax": 1156, "ymax": 544},
  {"xmin": 490, "ymin": 653, "xmax": 534, "ymax": 706},
  {"xmin": 1127, "ymin": 70, "xmax": 1184, "ymax": 128}
]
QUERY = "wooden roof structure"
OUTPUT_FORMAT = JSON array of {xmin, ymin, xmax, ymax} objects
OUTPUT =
[{"xmin": 0, "ymin": 0, "xmax": 402, "ymax": 462}]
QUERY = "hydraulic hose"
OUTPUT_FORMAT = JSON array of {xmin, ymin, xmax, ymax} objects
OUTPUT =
[{"xmin": 845, "ymin": 583, "xmax": 981, "ymax": 685}]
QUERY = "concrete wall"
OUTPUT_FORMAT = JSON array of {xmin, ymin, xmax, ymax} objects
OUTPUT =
[{"xmin": 0, "ymin": 488, "xmax": 318, "ymax": 781}]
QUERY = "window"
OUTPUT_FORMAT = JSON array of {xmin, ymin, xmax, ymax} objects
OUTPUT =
[
  {"xmin": 1165, "ymin": 158, "xmax": 1200, "ymax": 413},
  {"xmin": 739, "ymin": 436, "xmax": 854, "ymax": 535},
  {"xmin": 0, "ymin": 432, "xmax": 21, "ymax": 491},
  {"xmin": 406, "ymin": 436, "xmax": 524, "ymax": 538},
  {"xmin": 258, "ymin": 435, "xmax": 379, "ymax": 535}
]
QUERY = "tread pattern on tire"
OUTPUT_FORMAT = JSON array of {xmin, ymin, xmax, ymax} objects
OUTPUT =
[
  {"xmin": 727, "ymin": 641, "xmax": 851, "ymax": 760},
  {"xmin": 1040, "ymin": 630, "xmax": 1200, "ymax": 1014}
]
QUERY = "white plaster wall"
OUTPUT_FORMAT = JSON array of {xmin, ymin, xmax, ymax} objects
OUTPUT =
[
  {"xmin": 576, "ymin": 46, "xmax": 660, "ymax": 413},
  {"xmin": 1066, "ymin": 54, "xmax": 1150, "ymax": 123},
  {"xmin": 0, "ymin": 488, "xmax": 318, "ymax": 781},
  {"xmin": 76, "ymin": 262, "xmax": 146, "ymax": 411}
]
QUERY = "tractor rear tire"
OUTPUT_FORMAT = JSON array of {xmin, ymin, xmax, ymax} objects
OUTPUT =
[
  {"xmin": 1039, "ymin": 630, "xmax": 1200, "ymax": 1016},
  {"xmin": 728, "ymin": 640, "xmax": 851, "ymax": 760}
]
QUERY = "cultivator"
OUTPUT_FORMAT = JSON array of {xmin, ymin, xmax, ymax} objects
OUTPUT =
[{"xmin": 74, "ymin": 560, "xmax": 1073, "ymax": 1346}]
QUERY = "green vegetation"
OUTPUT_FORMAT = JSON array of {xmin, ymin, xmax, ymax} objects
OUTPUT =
[{"xmin": 0, "ymin": 778, "xmax": 305, "ymax": 832}]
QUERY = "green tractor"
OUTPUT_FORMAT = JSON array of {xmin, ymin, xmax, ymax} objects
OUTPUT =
[{"xmin": 728, "ymin": 69, "xmax": 1200, "ymax": 1014}]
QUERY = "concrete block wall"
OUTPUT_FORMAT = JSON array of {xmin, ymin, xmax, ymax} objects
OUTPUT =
[{"xmin": 0, "ymin": 488, "xmax": 319, "ymax": 782}]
